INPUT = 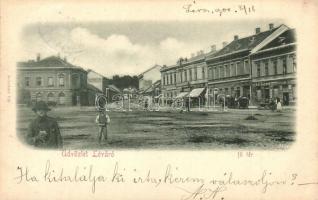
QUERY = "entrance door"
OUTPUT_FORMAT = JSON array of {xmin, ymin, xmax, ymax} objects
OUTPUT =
[
  {"xmin": 264, "ymin": 89, "xmax": 270, "ymax": 102},
  {"xmin": 283, "ymin": 92, "xmax": 289, "ymax": 105}
]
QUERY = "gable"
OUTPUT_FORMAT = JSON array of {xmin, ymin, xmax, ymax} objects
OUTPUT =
[{"xmin": 258, "ymin": 29, "xmax": 296, "ymax": 51}]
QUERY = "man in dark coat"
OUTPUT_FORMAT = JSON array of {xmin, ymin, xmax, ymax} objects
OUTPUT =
[{"xmin": 26, "ymin": 101, "xmax": 63, "ymax": 149}]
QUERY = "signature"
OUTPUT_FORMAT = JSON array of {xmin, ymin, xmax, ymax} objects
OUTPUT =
[{"xmin": 177, "ymin": 184, "xmax": 227, "ymax": 200}]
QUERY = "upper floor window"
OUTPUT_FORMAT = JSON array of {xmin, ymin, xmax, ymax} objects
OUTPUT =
[
  {"xmin": 236, "ymin": 62, "xmax": 239, "ymax": 75},
  {"xmin": 214, "ymin": 67, "xmax": 220, "ymax": 79},
  {"xmin": 292, "ymin": 55, "xmax": 296, "ymax": 72},
  {"xmin": 220, "ymin": 65, "xmax": 225, "ymax": 78},
  {"xmin": 244, "ymin": 60, "xmax": 249, "ymax": 74},
  {"xmin": 230, "ymin": 63, "xmax": 235, "ymax": 77},
  {"xmin": 265, "ymin": 62, "xmax": 269, "ymax": 76},
  {"xmin": 208, "ymin": 68, "xmax": 212, "ymax": 79},
  {"xmin": 58, "ymin": 74, "xmax": 65, "ymax": 87},
  {"xmin": 36, "ymin": 77, "xmax": 42, "ymax": 86},
  {"xmin": 202, "ymin": 67, "xmax": 205, "ymax": 79},
  {"xmin": 194, "ymin": 67, "xmax": 198, "ymax": 80},
  {"xmin": 273, "ymin": 59, "xmax": 278, "ymax": 75},
  {"xmin": 184, "ymin": 70, "xmax": 187, "ymax": 82},
  {"xmin": 282, "ymin": 58, "xmax": 287, "ymax": 74},
  {"xmin": 180, "ymin": 71, "xmax": 183, "ymax": 83},
  {"xmin": 256, "ymin": 62, "xmax": 261, "ymax": 77},
  {"xmin": 163, "ymin": 75, "xmax": 166, "ymax": 85},
  {"xmin": 25, "ymin": 77, "xmax": 30, "ymax": 87},
  {"xmin": 174, "ymin": 73, "xmax": 176, "ymax": 84},
  {"xmin": 189, "ymin": 69, "xmax": 192, "ymax": 81},
  {"xmin": 48, "ymin": 77, "xmax": 54, "ymax": 87}
]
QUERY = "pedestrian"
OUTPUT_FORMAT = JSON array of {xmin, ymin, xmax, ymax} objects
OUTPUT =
[
  {"xmin": 95, "ymin": 109, "xmax": 110, "ymax": 144},
  {"xmin": 26, "ymin": 101, "xmax": 63, "ymax": 149},
  {"xmin": 144, "ymin": 98, "xmax": 149, "ymax": 111},
  {"xmin": 276, "ymin": 98, "xmax": 282, "ymax": 112},
  {"xmin": 269, "ymin": 98, "xmax": 275, "ymax": 111}
]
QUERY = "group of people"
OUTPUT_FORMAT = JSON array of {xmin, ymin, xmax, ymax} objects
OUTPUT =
[
  {"xmin": 26, "ymin": 101, "xmax": 110, "ymax": 149},
  {"xmin": 269, "ymin": 97, "xmax": 283, "ymax": 112}
]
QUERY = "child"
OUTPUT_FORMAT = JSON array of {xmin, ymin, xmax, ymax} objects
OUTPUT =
[{"xmin": 95, "ymin": 109, "xmax": 110, "ymax": 144}]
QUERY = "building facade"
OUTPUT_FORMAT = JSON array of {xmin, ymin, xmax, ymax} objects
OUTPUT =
[
  {"xmin": 17, "ymin": 55, "xmax": 89, "ymax": 106},
  {"xmin": 161, "ymin": 23, "xmax": 296, "ymax": 107},
  {"xmin": 138, "ymin": 64, "xmax": 162, "ymax": 93},
  {"xmin": 250, "ymin": 28, "xmax": 296, "ymax": 105},
  {"xmin": 161, "ymin": 50, "xmax": 211, "ymax": 105}
]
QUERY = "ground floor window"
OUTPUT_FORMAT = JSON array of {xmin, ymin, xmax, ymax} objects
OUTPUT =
[
  {"xmin": 47, "ymin": 93, "xmax": 55, "ymax": 102},
  {"xmin": 256, "ymin": 90, "xmax": 262, "ymax": 101},
  {"xmin": 36, "ymin": 92, "xmax": 42, "ymax": 102},
  {"xmin": 58, "ymin": 92, "xmax": 66, "ymax": 105}
]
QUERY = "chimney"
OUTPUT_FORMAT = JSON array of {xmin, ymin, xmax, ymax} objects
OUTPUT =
[
  {"xmin": 255, "ymin": 27, "xmax": 261, "ymax": 34},
  {"xmin": 234, "ymin": 35, "xmax": 239, "ymax": 41},
  {"xmin": 196, "ymin": 51, "xmax": 201, "ymax": 56},
  {"xmin": 57, "ymin": 53, "xmax": 60, "ymax": 58},
  {"xmin": 210, "ymin": 45, "xmax": 216, "ymax": 52},
  {"xmin": 269, "ymin": 23, "xmax": 274, "ymax": 30},
  {"xmin": 222, "ymin": 42, "xmax": 228, "ymax": 48},
  {"xmin": 200, "ymin": 50, "xmax": 204, "ymax": 55},
  {"xmin": 191, "ymin": 53, "xmax": 195, "ymax": 58},
  {"xmin": 63, "ymin": 56, "xmax": 67, "ymax": 62},
  {"xmin": 36, "ymin": 53, "xmax": 41, "ymax": 62}
]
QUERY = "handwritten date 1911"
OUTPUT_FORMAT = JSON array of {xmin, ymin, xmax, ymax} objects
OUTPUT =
[{"xmin": 183, "ymin": 3, "xmax": 255, "ymax": 16}]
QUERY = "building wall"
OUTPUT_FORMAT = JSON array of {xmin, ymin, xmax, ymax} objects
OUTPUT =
[
  {"xmin": 250, "ymin": 50, "xmax": 296, "ymax": 105},
  {"xmin": 139, "ymin": 65, "xmax": 162, "ymax": 91},
  {"xmin": 87, "ymin": 71, "xmax": 103, "ymax": 92},
  {"xmin": 18, "ymin": 68, "xmax": 88, "ymax": 106}
]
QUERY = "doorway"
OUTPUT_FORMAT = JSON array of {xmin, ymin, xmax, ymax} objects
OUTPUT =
[{"xmin": 283, "ymin": 92, "xmax": 289, "ymax": 105}]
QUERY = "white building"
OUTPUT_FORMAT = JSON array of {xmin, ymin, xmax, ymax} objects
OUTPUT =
[{"xmin": 138, "ymin": 64, "xmax": 162, "ymax": 93}]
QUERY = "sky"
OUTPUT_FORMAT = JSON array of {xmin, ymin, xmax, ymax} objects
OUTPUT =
[{"xmin": 20, "ymin": 20, "xmax": 286, "ymax": 78}]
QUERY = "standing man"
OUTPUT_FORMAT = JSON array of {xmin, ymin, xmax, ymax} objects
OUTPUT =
[
  {"xmin": 95, "ymin": 109, "xmax": 110, "ymax": 144},
  {"xmin": 26, "ymin": 101, "xmax": 63, "ymax": 149}
]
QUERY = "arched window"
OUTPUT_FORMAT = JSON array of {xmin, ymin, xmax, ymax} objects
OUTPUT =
[
  {"xmin": 71, "ymin": 74, "xmax": 80, "ymax": 88},
  {"xmin": 58, "ymin": 74, "xmax": 65, "ymax": 87},
  {"xmin": 47, "ymin": 93, "xmax": 55, "ymax": 102},
  {"xmin": 58, "ymin": 92, "xmax": 66, "ymax": 105},
  {"xmin": 35, "ymin": 92, "xmax": 42, "ymax": 102}
]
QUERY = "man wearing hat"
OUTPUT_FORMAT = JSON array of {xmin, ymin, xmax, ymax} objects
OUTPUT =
[{"xmin": 26, "ymin": 101, "xmax": 63, "ymax": 149}]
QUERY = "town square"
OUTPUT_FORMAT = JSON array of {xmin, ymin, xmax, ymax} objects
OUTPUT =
[{"xmin": 16, "ymin": 21, "xmax": 296, "ymax": 150}]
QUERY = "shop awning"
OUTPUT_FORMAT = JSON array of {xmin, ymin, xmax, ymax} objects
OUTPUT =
[
  {"xmin": 189, "ymin": 88, "xmax": 205, "ymax": 98},
  {"xmin": 175, "ymin": 92, "xmax": 189, "ymax": 98}
]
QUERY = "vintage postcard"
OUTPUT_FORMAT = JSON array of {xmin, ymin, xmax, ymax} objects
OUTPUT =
[{"xmin": 0, "ymin": 0, "xmax": 317, "ymax": 199}]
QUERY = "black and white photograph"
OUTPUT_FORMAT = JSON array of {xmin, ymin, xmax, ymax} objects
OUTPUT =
[
  {"xmin": 2, "ymin": 1, "xmax": 318, "ymax": 199},
  {"xmin": 17, "ymin": 20, "xmax": 296, "ymax": 150}
]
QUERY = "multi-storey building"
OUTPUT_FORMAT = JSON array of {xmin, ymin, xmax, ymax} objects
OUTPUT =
[
  {"xmin": 160, "ymin": 23, "xmax": 296, "ymax": 107},
  {"xmin": 250, "ymin": 28, "xmax": 296, "ymax": 105},
  {"xmin": 17, "ymin": 55, "xmax": 89, "ymax": 106}
]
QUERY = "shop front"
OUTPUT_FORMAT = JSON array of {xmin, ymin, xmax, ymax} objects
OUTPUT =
[{"xmin": 252, "ymin": 79, "xmax": 296, "ymax": 106}]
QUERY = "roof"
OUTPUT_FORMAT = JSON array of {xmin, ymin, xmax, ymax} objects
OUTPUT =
[
  {"xmin": 87, "ymin": 83, "xmax": 102, "ymax": 92},
  {"xmin": 161, "ymin": 53, "xmax": 207, "ymax": 72},
  {"xmin": 18, "ymin": 56, "xmax": 86, "ymax": 71},
  {"xmin": 259, "ymin": 28, "xmax": 296, "ymax": 51},
  {"xmin": 207, "ymin": 25, "xmax": 281, "ymax": 59},
  {"xmin": 138, "ymin": 64, "xmax": 162, "ymax": 78},
  {"xmin": 87, "ymin": 69, "xmax": 106, "ymax": 78}
]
